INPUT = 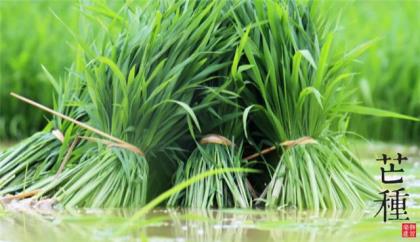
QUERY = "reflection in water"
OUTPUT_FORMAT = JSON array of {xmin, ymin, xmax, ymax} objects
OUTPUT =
[
  {"xmin": 164, "ymin": 209, "xmax": 366, "ymax": 242},
  {"xmin": 168, "ymin": 209, "xmax": 251, "ymax": 242},
  {"xmin": 0, "ymin": 211, "xmax": 86, "ymax": 242},
  {"xmin": 0, "ymin": 208, "xmax": 417, "ymax": 242},
  {"xmin": 265, "ymin": 210, "xmax": 363, "ymax": 242}
]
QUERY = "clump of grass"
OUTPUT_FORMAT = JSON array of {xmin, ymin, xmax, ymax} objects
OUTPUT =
[
  {"xmin": 18, "ymin": 1, "xmax": 243, "ymax": 208},
  {"xmin": 0, "ymin": 37, "xmax": 86, "ymax": 195},
  {"xmin": 230, "ymin": 0, "xmax": 383, "ymax": 210},
  {"xmin": 167, "ymin": 56, "xmax": 255, "ymax": 208},
  {"xmin": 0, "ymin": 131, "xmax": 61, "ymax": 195},
  {"xmin": 0, "ymin": 43, "xmax": 88, "ymax": 196},
  {"xmin": 168, "ymin": 141, "xmax": 253, "ymax": 208}
]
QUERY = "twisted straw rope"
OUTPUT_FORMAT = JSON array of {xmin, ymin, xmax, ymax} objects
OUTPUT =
[
  {"xmin": 199, "ymin": 134, "xmax": 232, "ymax": 146},
  {"xmin": 245, "ymin": 136, "xmax": 317, "ymax": 160}
]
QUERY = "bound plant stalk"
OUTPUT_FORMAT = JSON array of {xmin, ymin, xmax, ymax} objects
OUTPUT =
[
  {"xmin": 168, "ymin": 135, "xmax": 252, "ymax": 208},
  {"xmin": 0, "ymin": 31, "xmax": 91, "ymax": 200},
  {"xmin": 244, "ymin": 136, "xmax": 317, "ymax": 161},
  {"xmin": 0, "ymin": 131, "xmax": 61, "ymax": 195},
  {"xmin": 232, "ymin": 0, "xmax": 379, "ymax": 210},
  {"xmin": 1, "ymin": 0, "xmax": 242, "ymax": 208}
]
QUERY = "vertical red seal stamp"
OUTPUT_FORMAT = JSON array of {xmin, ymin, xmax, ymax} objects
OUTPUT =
[{"xmin": 402, "ymin": 223, "xmax": 416, "ymax": 238}]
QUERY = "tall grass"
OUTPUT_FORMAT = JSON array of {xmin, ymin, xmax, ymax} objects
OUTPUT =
[
  {"xmin": 230, "ymin": 0, "xmax": 381, "ymax": 210},
  {"xmin": 0, "ymin": 0, "xmax": 79, "ymax": 139},
  {"xmin": 0, "ymin": 45, "xmax": 88, "ymax": 197},
  {"xmin": 168, "ymin": 142, "xmax": 254, "ymax": 208},
  {"xmin": 16, "ymin": 1, "xmax": 243, "ymax": 208},
  {"xmin": 168, "ymin": 54, "xmax": 255, "ymax": 208}
]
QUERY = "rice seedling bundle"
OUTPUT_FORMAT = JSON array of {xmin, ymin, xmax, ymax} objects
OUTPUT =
[
  {"xmin": 2, "ymin": 0, "xmax": 243, "ymax": 208},
  {"xmin": 0, "ymin": 49, "xmax": 88, "ymax": 197},
  {"xmin": 230, "ymin": 0, "xmax": 380, "ymax": 210},
  {"xmin": 168, "ymin": 141, "xmax": 253, "ymax": 208},
  {"xmin": 168, "ymin": 90, "xmax": 254, "ymax": 208}
]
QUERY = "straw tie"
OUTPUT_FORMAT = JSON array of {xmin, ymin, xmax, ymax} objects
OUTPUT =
[
  {"xmin": 5, "ymin": 189, "xmax": 42, "ymax": 200},
  {"xmin": 199, "ymin": 134, "xmax": 232, "ymax": 146},
  {"xmin": 281, "ymin": 136, "xmax": 317, "ymax": 148},
  {"xmin": 52, "ymin": 129, "xmax": 64, "ymax": 143},
  {"xmin": 79, "ymin": 136, "xmax": 145, "ymax": 155},
  {"xmin": 245, "ymin": 136, "xmax": 317, "ymax": 160}
]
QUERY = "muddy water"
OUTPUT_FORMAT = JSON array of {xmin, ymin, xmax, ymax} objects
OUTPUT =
[
  {"xmin": 0, "ymin": 143, "xmax": 419, "ymax": 242},
  {"xmin": 0, "ymin": 208, "xmax": 418, "ymax": 242}
]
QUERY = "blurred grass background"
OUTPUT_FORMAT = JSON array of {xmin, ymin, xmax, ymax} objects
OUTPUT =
[
  {"xmin": 0, "ymin": 0, "xmax": 419, "ymax": 143},
  {"xmin": 331, "ymin": 0, "xmax": 420, "ymax": 143},
  {"xmin": 0, "ymin": 0, "xmax": 79, "ymax": 140}
]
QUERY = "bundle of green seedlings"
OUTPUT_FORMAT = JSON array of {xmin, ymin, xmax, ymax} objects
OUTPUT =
[
  {"xmin": 332, "ymin": 0, "xmax": 420, "ymax": 143},
  {"xmin": 0, "ymin": 46, "xmax": 88, "ymax": 197},
  {"xmin": 2, "ymin": 0, "xmax": 413, "ymax": 210},
  {"xmin": 0, "ymin": 0, "xmax": 106, "ymax": 199},
  {"xmin": 1, "ymin": 1, "xmax": 246, "ymax": 208},
  {"xmin": 229, "ymin": 0, "xmax": 384, "ymax": 210},
  {"xmin": 167, "ymin": 80, "xmax": 254, "ymax": 208},
  {"xmin": 0, "ymin": 0, "xmax": 79, "ymax": 139}
]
